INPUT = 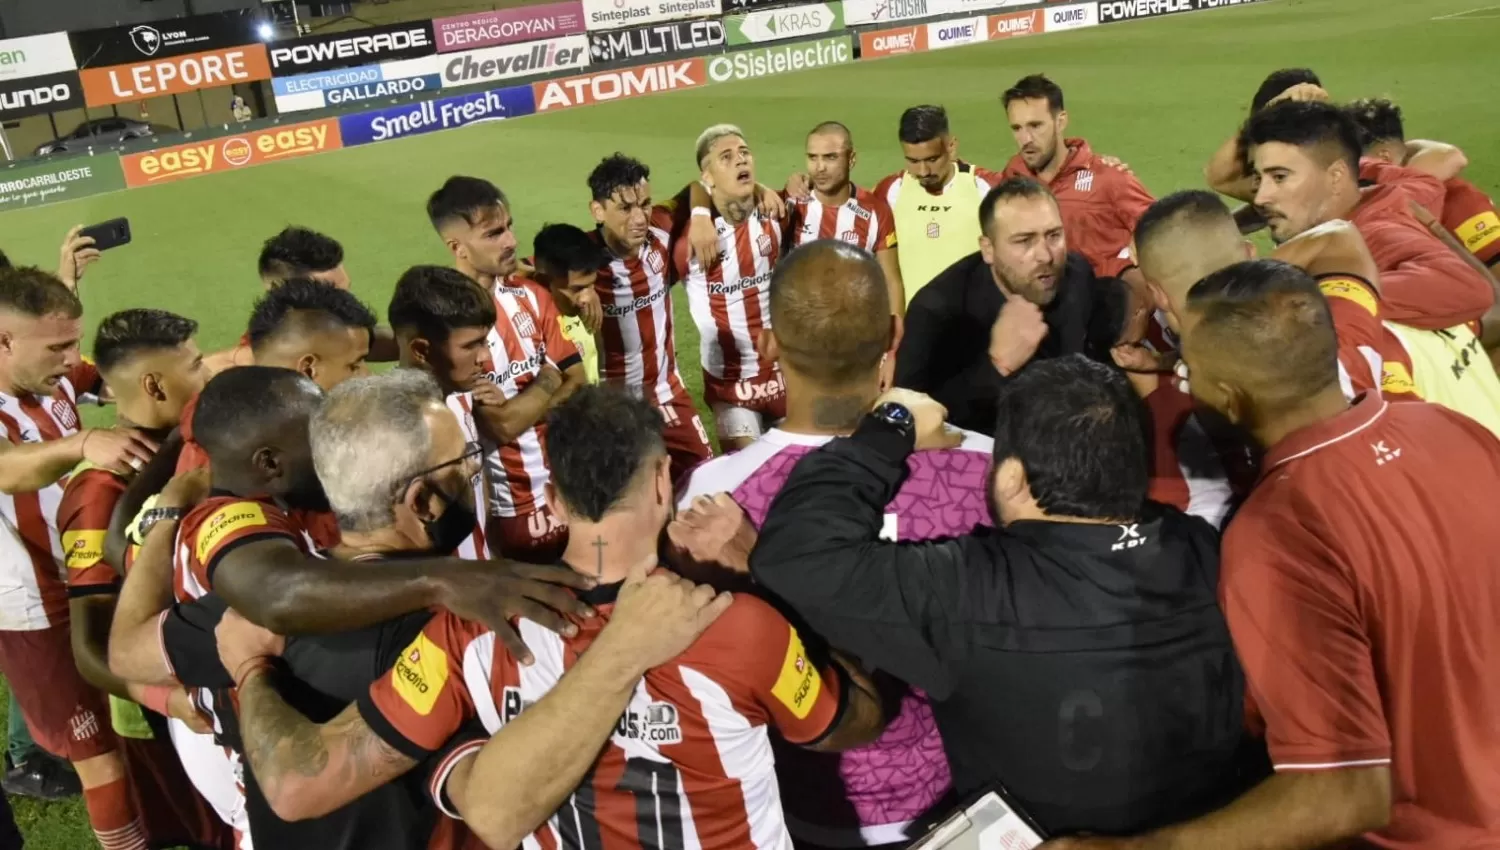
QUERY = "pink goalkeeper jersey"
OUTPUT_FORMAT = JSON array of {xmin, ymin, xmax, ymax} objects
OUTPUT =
[{"xmin": 678, "ymin": 427, "xmax": 994, "ymax": 847}]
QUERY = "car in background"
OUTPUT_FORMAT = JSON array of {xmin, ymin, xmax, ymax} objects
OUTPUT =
[{"xmin": 34, "ymin": 117, "xmax": 174, "ymax": 156}]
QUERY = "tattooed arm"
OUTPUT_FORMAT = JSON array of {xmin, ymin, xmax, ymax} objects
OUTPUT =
[{"xmin": 235, "ymin": 669, "xmax": 417, "ymax": 821}]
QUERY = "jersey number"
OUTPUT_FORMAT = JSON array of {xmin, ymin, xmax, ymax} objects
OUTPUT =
[{"xmin": 557, "ymin": 757, "xmax": 685, "ymax": 850}]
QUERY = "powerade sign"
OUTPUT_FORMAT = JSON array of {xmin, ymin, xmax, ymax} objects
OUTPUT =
[
  {"xmin": 338, "ymin": 84, "xmax": 536, "ymax": 146},
  {"xmin": 272, "ymin": 63, "xmax": 440, "ymax": 113},
  {"xmin": 270, "ymin": 22, "xmax": 436, "ymax": 75},
  {"xmin": 1098, "ymin": 0, "xmax": 1190, "ymax": 21}
]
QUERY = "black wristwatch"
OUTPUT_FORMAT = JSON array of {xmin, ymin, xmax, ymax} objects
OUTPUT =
[
  {"xmin": 137, "ymin": 506, "xmax": 185, "ymax": 540},
  {"xmin": 869, "ymin": 402, "xmax": 915, "ymax": 438}
]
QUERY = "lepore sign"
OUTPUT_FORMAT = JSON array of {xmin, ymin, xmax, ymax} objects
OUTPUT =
[{"xmin": 79, "ymin": 44, "xmax": 271, "ymax": 107}]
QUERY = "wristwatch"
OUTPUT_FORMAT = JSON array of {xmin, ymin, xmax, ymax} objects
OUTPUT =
[
  {"xmin": 137, "ymin": 506, "xmax": 185, "ymax": 540},
  {"xmin": 869, "ymin": 402, "xmax": 915, "ymax": 439}
]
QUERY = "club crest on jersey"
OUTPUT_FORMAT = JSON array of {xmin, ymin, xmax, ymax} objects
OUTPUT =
[
  {"xmin": 839, "ymin": 230, "xmax": 859, "ymax": 245},
  {"xmin": 646, "ymin": 250, "xmax": 665, "ymax": 275},
  {"xmin": 756, "ymin": 233, "xmax": 774, "ymax": 256},
  {"xmin": 1074, "ymin": 170, "xmax": 1095, "ymax": 192},
  {"xmin": 926, "ymin": 221, "xmax": 940, "ymax": 239},
  {"xmin": 51, "ymin": 399, "xmax": 78, "ymax": 431},
  {"xmin": 510, "ymin": 310, "xmax": 538, "ymax": 339}
]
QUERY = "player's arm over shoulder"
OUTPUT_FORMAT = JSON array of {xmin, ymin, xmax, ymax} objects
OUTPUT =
[{"xmin": 709, "ymin": 594, "xmax": 887, "ymax": 752}]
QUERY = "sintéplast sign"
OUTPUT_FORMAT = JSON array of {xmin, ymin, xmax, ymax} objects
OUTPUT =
[{"xmin": 706, "ymin": 34, "xmax": 851, "ymax": 83}]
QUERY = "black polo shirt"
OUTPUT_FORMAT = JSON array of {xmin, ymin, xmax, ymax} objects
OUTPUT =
[{"xmin": 895, "ymin": 251, "xmax": 1126, "ymax": 433}]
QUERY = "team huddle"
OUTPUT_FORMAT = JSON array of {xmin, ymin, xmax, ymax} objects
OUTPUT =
[{"xmin": 0, "ymin": 65, "xmax": 1495, "ymax": 850}]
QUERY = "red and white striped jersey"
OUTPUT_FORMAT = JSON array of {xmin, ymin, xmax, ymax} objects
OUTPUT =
[
  {"xmin": 482, "ymin": 281, "xmax": 582, "ymax": 518},
  {"xmin": 786, "ymin": 185, "xmax": 898, "ymax": 256},
  {"xmin": 1143, "ymin": 378, "xmax": 1237, "ymax": 529},
  {"xmin": 359, "ymin": 582, "xmax": 846, "ymax": 850},
  {"xmin": 673, "ymin": 207, "xmax": 783, "ymax": 384},
  {"xmin": 443, "ymin": 392, "xmax": 490, "ymax": 561},
  {"xmin": 593, "ymin": 215, "xmax": 691, "ymax": 408},
  {"xmin": 0, "ymin": 372, "xmax": 90, "ymax": 631}
]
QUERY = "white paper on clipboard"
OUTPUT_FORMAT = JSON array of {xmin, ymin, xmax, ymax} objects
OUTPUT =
[{"xmin": 907, "ymin": 791, "xmax": 1045, "ymax": 850}]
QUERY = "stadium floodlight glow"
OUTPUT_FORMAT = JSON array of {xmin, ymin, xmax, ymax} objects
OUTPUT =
[{"xmin": 258, "ymin": 22, "xmax": 275, "ymax": 41}]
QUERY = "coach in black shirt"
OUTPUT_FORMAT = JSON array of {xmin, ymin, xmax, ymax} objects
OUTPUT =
[
  {"xmin": 895, "ymin": 177, "xmax": 1126, "ymax": 434},
  {"xmin": 751, "ymin": 356, "xmax": 1268, "ymax": 838}
]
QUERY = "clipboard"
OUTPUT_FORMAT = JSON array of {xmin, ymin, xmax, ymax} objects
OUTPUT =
[{"xmin": 906, "ymin": 788, "xmax": 1048, "ymax": 850}]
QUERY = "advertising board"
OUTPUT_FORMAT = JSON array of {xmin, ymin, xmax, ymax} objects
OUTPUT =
[
  {"xmin": 0, "ymin": 155, "xmax": 125, "ymax": 211},
  {"xmin": 269, "ymin": 21, "xmax": 436, "ymax": 75},
  {"xmin": 433, "ymin": 3, "xmax": 588, "ymax": 52},
  {"xmin": 725, "ymin": 3, "xmax": 844, "ymax": 45},
  {"xmin": 532, "ymin": 57, "xmax": 707, "ymax": 111},
  {"xmin": 440, "ymin": 35, "xmax": 590, "ymax": 88},
  {"xmin": 338, "ymin": 85, "xmax": 536, "ymax": 146},
  {"xmin": 120, "ymin": 118, "xmax": 341, "ymax": 187},
  {"xmin": 0, "ymin": 71, "xmax": 85, "ymax": 121},
  {"xmin": 79, "ymin": 44, "xmax": 272, "ymax": 107},
  {"xmin": 69, "ymin": 11, "xmax": 263, "ymax": 68},
  {"xmin": 0, "ymin": 33, "xmax": 76, "ymax": 84},
  {"xmin": 588, "ymin": 21, "xmax": 725, "ymax": 63},
  {"xmin": 582, "ymin": 0, "xmax": 724, "ymax": 32},
  {"xmin": 706, "ymin": 35, "xmax": 851, "ymax": 83}
]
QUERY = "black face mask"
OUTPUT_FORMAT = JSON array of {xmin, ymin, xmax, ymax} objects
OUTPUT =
[{"xmin": 424, "ymin": 481, "xmax": 478, "ymax": 556}]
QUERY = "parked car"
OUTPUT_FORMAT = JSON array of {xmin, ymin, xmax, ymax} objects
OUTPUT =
[{"xmin": 34, "ymin": 117, "xmax": 174, "ymax": 156}]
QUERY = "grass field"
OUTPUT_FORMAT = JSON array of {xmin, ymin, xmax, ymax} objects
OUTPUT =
[{"xmin": 0, "ymin": 0, "xmax": 1496, "ymax": 844}]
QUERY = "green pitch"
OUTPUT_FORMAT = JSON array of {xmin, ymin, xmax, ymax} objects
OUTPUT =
[{"xmin": 0, "ymin": 0, "xmax": 1494, "ymax": 844}]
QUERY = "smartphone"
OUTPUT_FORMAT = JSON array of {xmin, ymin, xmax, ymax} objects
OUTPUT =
[{"xmin": 78, "ymin": 218, "xmax": 131, "ymax": 252}]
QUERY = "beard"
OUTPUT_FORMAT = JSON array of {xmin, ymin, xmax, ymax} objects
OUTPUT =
[
  {"xmin": 283, "ymin": 469, "xmax": 332, "ymax": 513},
  {"xmin": 996, "ymin": 253, "xmax": 1066, "ymax": 306}
]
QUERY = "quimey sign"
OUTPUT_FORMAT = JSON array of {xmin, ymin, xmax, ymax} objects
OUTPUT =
[
  {"xmin": 706, "ymin": 35, "xmax": 852, "ymax": 83},
  {"xmin": 725, "ymin": 3, "xmax": 845, "ymax": 45},
  {"xmin": 121, "ymin": 119, "xmax": 341, "ymax": 188},
  {"xmin": 79, "ymin": 44, "xmax": 272, "ymax": 108}
]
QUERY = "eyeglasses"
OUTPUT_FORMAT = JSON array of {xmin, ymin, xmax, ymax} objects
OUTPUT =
[{"xmin": 406, "ymin": 441, "xmax": 485, "ymax": 486}]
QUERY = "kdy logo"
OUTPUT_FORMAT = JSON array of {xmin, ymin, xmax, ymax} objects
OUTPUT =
[{"xmin": 1112, "ymin": 523, "xmax": 1146, "ymax": 551}]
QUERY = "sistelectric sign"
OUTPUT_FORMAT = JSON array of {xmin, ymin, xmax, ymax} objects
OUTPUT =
[
  {"xmin": 269, "ymin": 21, "xmax": 436, "ymax": 75},
  {"xmin": 726, "ymin": 3, "xmax": 844, "ymax": 45},
  {"xmin": 0, "ymin": 33, "xmax": 77, "ymax": 84},
  {"xmin": 1098, "ymin": 0, "xmax": 1192, "ymax": 22},
  {"xmin": 0, "ymin": 71, "xmax": 84, "ymax": 121},
  {"xmin": 532, "ymin": 57, "xmax": 706, "ymax": 111},
  {"xmin": 1045, "ymin": 2, "xmax": 1100, "ymax": 30},
  {"xmin": 588, "ymin": 20, "xmax": 724, "ymax": 63},
  {"xmin": 69, "ymin": 10, "xmax": 263, "ymax": 69},
  {"xmin": 582, "ymin": 0, "xmax": 724, "ymax": 33},
  {"xmin": 441, "ymin": 35, "xmax": 590, "ymax": 88},
  {"xmin": 338, "ymin": 84, "xmax": 536, "ymax": 146},
  {"xmin": 706, "ymin": 34, "xmax": 852, "ymax": 83},
  {"xmin": 434, "ymin": 3, "xmax": 587, "ymax": 53},
  {"xmin": 272, "ymin": 62, "xmax": 442, "ymax": 113},
  {"xmin": 0, "ymin": 154, "xmax": 126, "ymax": 212}
]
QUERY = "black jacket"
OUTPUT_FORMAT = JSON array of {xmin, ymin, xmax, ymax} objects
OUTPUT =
[
  {"xmin": 750, "ymin": 419, "xmax": 1269, "ymax": 837},
  {"xmin": 895, "ymin": 251, "xmax": 1125, "ymax": 434}
]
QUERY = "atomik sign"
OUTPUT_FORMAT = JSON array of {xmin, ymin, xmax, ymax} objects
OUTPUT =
[{"xmin": 270, "ymin": 24, "xmax": 435, "ymax": 74}]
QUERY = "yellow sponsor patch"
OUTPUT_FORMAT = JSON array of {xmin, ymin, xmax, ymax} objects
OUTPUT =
[
  {"xmin": 1382, "ymin": 361, "xmax": 1416, "ymax": 395},
  {"xmin": 1457, "ymin": 212, "xmax": 1500, "ymax": 254},
  {"xmin": 392, "ymin": 632, "xmax": 449, "ymax": 716},
  {"xmin": 770, "ymin": 627, "xmax": 822, "ymax": 720},
  {"xmin": 884, "ymin": 231, "xmax": 898, "ymax": 250},
  {"xmin": 194, "ymin": 502, "xmax": 269, "ymax": 564},
  {"xmin": 1319, "ymin": 278, "xmax": 1379, "ymax": 317},
  {"xmin": 62, "ymin": 530, "xmax": 106, "ymax": 570}
]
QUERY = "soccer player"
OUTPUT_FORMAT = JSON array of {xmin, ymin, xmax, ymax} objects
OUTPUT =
[
  {"xmin": 790, "ymin": 122, "xmax": 905, "ymax": 316},
  {"xmin": 388, "ymin": 265, "xmax": 500, "ymax": 560},
  {"xmin": 1243, "ymin": 101, "xmax": 1497, "ymax": 331},
  {"xmin": 530, "ymin": 223, "xmax": 605, "ymax": 384},
  {"xmin": 1348, "ymin": 97, "xmax": 1499, "ymax": 270},
  {"xmin": 257, "ymin": 226, "xmax": 350, "ymax": 289},
  {"xmin": 674, "ymin": 126, "xmax": 792, "ymax": 451},
  {"xmin": 586, "ymin": 153, "xmax": 713, "ymax": 484},
  {"xmin": 1045, "ymin": 260, "xmax": 1500, "ymax": 850},
  {"xmin": 674, "ymin": 239, "xmax": 990, "ymax": 848},
  {"xmin": 0, "ymin": 268, "xmax": 160, "ymax": 850},
  {"xmin": 215, "ymin": 384, "xmax": 886, "ymax": 850},
  {"xmin": 1000, "ymin": 75, "xmax": 1155, "ymax": 286},
  {"xmin": 875, "ymin": 105, "xmax": 1002, "ymax": 300},
  {"xmin": 58, "ymin": 309, "xmax": 228, "ymax": 850},
  {"xmin": 428, "ymin": 176, "xmax": 587, "ymax": 561}
]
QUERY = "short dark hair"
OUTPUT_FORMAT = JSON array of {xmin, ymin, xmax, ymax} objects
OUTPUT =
[
  {"xmin": 770, "ymin": 240, "xmax": 890, "ymax": 386},
  {"xmin": 808, "ymin": 121, "xmax": 853, "ymax": 148},
  {"xmin": 1240, "ymin": 100, "xmax": 1362, "ymax": 176},
  {"xmin": 587, "ymin": 154, "xmax": 651, "ymax": 203},
  {"xmin": 546, "ymin": 385, "xmax": 665, "ymax": 522},
  {"xmin": 1250, "ymin": 68, "xmax": 1320, "ymax": 113},
  {"xmin": 247, "ymin": 277, "xmax": 377, "ymax": 354},
  {"xmin": 979, "ymin": 176, "xmax": 1056, "ymax": 234},
  {"xmin": 387, "ymin": 266, "xmax": 496, "ymax": 345},
  {"xmin": 0, "ymin": 267, "xmax": 82, "ymax": 319},
  {"xmin": 193, "ymin": 365, "xmax": 322, "ymax": 460},
  {"xmin": 427, "ymin": 176, "xmax": 509, "ymax": 232},
  {"xmin": 992, "ymin": 355, "xmax": 1148, "ymax": 520},
  {"xmin": 533, "ymin": 224, "xmax": 607, "ymax": 282},
  {"xmin": 1002, "ymin": 74, "xmax": 1064, "ymax": 112},
  {"xmin": 1346, "ymin": 97, "xmax": 1405, "ymax": 148},
  {"xmin": 257, "ymin": 227, "xmax": 343, "ymax": 282},
  {"xmin": 898, "ymin": 105, "xmax": 948, "ymax": 145},
  {"xmin": 1185, "ymin": 259, "xmax": 1339, "ymax": 409},
  {"xmin": 1134, "ymin": 190, "xmax": 1233, "ymax": 259},
  {"xmin": 93, "ymin": 309, "xmax": 199, "ymax": 375}
]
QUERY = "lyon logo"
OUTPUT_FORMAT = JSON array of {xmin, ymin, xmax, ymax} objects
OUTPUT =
[
  {"xmin": 51, "ymin": 399, "xmax": 78, "ymax": 432},
  {"xmin": 511, "ymin": 310, "xmax": 537, "ymax": 339},
  {"xmin": 129, "ymin": 25, "xmax": 163, "ymax": 56}
]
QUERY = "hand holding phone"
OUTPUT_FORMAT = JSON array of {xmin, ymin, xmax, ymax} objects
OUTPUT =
[
  {"xmin": 57, "ymin": 219, "xmax": 129, "ymax": 290},
  {"xmin": 77, "ymin": 218, "xmax": 131, "ymax": 252}
]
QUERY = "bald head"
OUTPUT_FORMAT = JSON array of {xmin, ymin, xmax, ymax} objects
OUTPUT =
[
  {"xmin": 769, "ymin": 240, "xmax": 891, "ymax": 386},
  {"xmin": 1182, "ymin": 259, "xmax": 1340, "ymax": 422},
  {"xmin": 1134, "ymin": 191, "xmax": 1248, "ymax": 315}
]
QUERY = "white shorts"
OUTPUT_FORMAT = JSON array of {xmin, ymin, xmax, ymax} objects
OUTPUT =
[
  {"xmin": 168, "ymin": 717, "xmax": 253, "ymax": 848},
  {"xmin": 711, "ymin": 402, "xmax": 775, "ymax": 441}
]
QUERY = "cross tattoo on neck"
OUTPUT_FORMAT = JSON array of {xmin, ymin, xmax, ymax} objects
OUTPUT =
[{"xmin": 592, "ymin": 536, "xmax": 607, "ymax": 577}]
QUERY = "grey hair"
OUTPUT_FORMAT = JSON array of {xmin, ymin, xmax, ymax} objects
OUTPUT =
[
  {"xmin": 310, "ymin": 369, "xmax": 445, "ymax": 533},
  {"xmin": 695, "ymin": 123, "xmax": 746, "ymax": 169}
]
